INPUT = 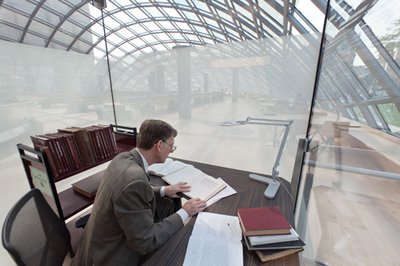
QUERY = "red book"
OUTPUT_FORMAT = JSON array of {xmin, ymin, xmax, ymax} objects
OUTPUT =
[{"xmin": 237, "ymin": 207, "xmax": 291, "ymax": 236}]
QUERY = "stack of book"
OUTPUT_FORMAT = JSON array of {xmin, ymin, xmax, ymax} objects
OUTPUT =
[
  {"xmin": 30, "ymin": 124, "xmax": 117, "ymax": 180},
  {"xmin": 237, "ymin": 207, "xmax": 305, "ymax": 263}
]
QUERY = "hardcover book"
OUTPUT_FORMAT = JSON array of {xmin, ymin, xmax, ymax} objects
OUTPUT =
[
  {"xmin": 255, "ymin": 248, "xmax": 303, "ymax": 262},
  {"xmin": 242, "ymin": 233, "xmax": 305, "ymax": 250},
  {"xmin": 237, "ymin": 207, "xmax": 291, "ymax": 236},
  {"xmin": 248, "ymin": 228, "xmax": 300, "ymax": 246},
  {"xmin": 71, "ymin": 170, "xmax": 105, "ymax": 199},
  {"xmin": 58, "ymin": 127, "xmax": 95, "ymax": 167}
]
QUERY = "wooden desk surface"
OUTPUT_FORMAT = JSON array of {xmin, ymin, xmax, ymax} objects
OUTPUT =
[{"xmin": 144, "ymin": 159, "xmax": 299, "ymax": 266}]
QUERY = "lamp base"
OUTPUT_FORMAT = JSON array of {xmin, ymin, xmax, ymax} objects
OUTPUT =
[{"xmin": 249, "ymin": 174, "xmax": 281, "ymax": 199}]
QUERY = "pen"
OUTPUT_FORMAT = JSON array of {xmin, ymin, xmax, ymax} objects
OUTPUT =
[{"xmin": 227, "ymin": 222, "xmax": 242, "ymax": 240}]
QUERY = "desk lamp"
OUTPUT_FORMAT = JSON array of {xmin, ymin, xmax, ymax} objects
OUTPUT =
[{"xmin": 220, "ymin": 117, "xmax": 293, "ymax": 199}]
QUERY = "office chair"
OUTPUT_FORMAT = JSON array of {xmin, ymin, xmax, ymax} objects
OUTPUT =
[{"xmin": 2, "ymin": 188, "xmax": 73, "ymax": 266}]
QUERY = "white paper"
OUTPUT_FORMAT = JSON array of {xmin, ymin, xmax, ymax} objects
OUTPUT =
[{"xmin": 183, "ymin": 212, "xmax": 243, "ymax": 266}]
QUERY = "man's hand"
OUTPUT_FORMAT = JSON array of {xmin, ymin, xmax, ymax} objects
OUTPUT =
[
  {"xmin": 164, "ymin": 182, "xmax": 191, "ymax": 198},
  {"xmin": 182, "ymin": 198, "xmax": 207, "ymax": 216}
]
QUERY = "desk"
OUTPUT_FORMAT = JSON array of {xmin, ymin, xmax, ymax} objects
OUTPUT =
[{"xmin": 144, "ymin": 159, "xmax": 299, "ymax": 266}]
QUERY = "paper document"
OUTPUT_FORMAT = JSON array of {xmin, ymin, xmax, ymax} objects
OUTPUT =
[{"xmin": 183, "ymin": 212, "xmax": 243, "ymax": 266}]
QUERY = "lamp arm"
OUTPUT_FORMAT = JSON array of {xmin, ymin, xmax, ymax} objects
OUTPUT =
[
  {"xmin": 271, "ymin": 122, "xmax": 292, "ymax": 180},
  {"xmin": 244, "ymin": 117, "xmax": 293, "ymax": 181},
  {"xmin": 219, "ymin": 117, "xmax": 293, "ymax": 199}
]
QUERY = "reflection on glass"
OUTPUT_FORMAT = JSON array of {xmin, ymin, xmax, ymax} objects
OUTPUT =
[{"xmin": 297, "ymin": 0, "xmax": 400, "ymax": 265}]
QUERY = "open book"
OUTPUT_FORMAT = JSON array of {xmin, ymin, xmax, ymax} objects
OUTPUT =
[
  {"xmin": 149, "ymin": 159, "xmax": 226, "ymax": 201},
  {"xmin": 148, "ymin": 158, "xmax": 187, "ymax": 176}
]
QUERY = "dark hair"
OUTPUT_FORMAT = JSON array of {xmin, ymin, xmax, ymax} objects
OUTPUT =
[{"xmin": 136, "ymin": 119, "xmax": 177, "ymax": 150}]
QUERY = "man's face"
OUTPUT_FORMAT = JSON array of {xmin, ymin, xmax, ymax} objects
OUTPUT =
[{"xmin": 159, "ymin": 136, "xmax": 176, "ymax": 162}]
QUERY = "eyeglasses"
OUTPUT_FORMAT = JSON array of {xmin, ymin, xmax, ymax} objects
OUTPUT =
[{"xmin": 162, "ymin": 141, "xmax": 177, "ymax": 152}]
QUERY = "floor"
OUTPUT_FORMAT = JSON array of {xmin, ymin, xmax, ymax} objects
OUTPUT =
[{"xmin": 1, "ymin": 98, "xmax": 399, "ymax": 265}]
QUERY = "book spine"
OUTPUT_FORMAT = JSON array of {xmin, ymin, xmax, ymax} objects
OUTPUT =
[
  {"xmin": 30, "ymin": 136, "xmax": 61, "ymax": 177},
  {"xmin": 49, "ymin": 134, "xmax": 71, "ymax": 175},
  {"xmin": 37, "ymin": 135, "xmax": 66, "ymax": 176},
  {"xmin": 64, "ymin": 133, "xmax": 83, "ymax": 170},
  {"xmin": 87, "ymin": 129, "xmax": 101, "ymax": 162}
]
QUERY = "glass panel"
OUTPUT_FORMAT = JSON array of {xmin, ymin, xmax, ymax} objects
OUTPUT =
[
  {"xmin": 109, "ymin": 32, "xmax": 321, "ymax": 180},
  {"xmin": 117, "ymin": 27, "xmax": 136, "ymax": 38},
  {"xmin": 70, "ymin": 9, "xmax": 94, "ymax": 26},
  {"xmin": 103, "ymin": 15, "xmax": 120, "ymax": 29},
  {"xmin": 29, "ymin": 20, "xmax": 53, "ymax": 37},
  {"xmin": 142, "ymin": 33, "xmax": 158, "ymax": 43},
  {"xmin": 140, "ymin": 21, "xmax": 162, "ymax": 32},
  {"xmin": 132, "ymin": 37, "xmax": 146, "ymax": 48},
  {"xmin": 35, "ymin": 9, "xmax": 61, "ymax": 26},
  {"xmin": 0, "ymin": 8, "xmax": 28, "ymax": 28},
  {"xmin": 0, "ymin": 39, "xmax": 111, "ymax": 266},
  {"xmin": 158, "ymin": 20, "xmax": 175, "ymax": 30},
  {"xmin": 296, "ymin": 1, "xmax": 400, "ymax": 265},
  {"xmin": 378, "ymin": 103, "xmax": 400, "ymax": 133},
  {"xmin": 43, "ymin": 1, "xmax": 71, "ymax": 15},
  {"xmin": 174, "ymin": 22, "xmax": 191, "ymax": 31},
  {"xmin": 144, "ymin": 7, "xmax": 162, "ymax": 17},
  {"xmin": 119, "ymin": 42, "xmax": 135, "ymax": 52},
  {"xmin": 24, "ymin": 32, "xmax": 47, "ymax": 46},
  {"xmin": 367, "ymin": 105, "xmax": 384, "ymax": 129},
  {"xmin": 295, "ymin": 0, "xmax": 325, "ymax": 32},
  {"xmin": 3, "ymin": 0, "xmax": 36, "ymax": 13},
  {"xmin": 192, "ymin": 0, "xmax": 209, "ymax": 12},
  {"xmin": 52, "ymin": 31, "xmax": 75, "ymax": 45},
  {"xmin": 126, "ymin": 7, "xmax": 147, "ymax": 20},
  {"xmin": 108, "ymin": 33, "xmax": 124, "ymax": 44},
  {"xmin": 0, "ymin": 21, "xmax": 22, "ymax": 41}
]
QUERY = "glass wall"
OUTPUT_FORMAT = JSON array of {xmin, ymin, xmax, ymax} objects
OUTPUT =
[
  {"xmin": 0, "ymin": 2, "xmax": 322, "ymax": 264},
  {"xmin": 109, "ymin": 34, "xmax": 320, "ymax": 176},
  {"xmin": 295, "ymin": 0, "xmax": 400, "ymax": 265},
  {"xmin": 1, "ymin": 0, "xmax": 399, "ymax": 265}
]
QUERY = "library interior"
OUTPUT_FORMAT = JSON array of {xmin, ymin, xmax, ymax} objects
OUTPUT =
[{"xmin": 0, "ymin": 0, "xmax": 399, "ymax": 265}]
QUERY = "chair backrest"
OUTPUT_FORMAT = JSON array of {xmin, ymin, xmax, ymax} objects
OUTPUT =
[{"xmin": 2, "ymin": 188, "xmax": 73, "ymax": 266}]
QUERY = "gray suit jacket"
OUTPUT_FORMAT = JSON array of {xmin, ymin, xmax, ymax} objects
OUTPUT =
[{"xmin": 72, "ymin": 149, "xmax": 183, "ymax": 266}]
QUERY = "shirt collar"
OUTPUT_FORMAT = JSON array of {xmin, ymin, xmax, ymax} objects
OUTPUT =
[{"xmin": 136, "ymin": 148, "xmax": 149, "ymax": 173}]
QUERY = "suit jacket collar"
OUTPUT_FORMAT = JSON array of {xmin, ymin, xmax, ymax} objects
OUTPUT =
[{"xmin": 128, "ymin": 149, "xmax": 150, "ymax": 180}]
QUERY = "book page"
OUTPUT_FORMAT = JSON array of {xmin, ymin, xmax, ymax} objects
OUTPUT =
[
  {"xmin": 148, "ymin": 158, "xmax": 189, "ymax": 176},
  {"xmin": 206, "ymin": 177, "xmax": 237, "ymax": 207},
  {"xmin": 161, "ymin": 160, "xmax": 189, "ymax": 175},
  {"xmin": 162, "ymin": 166, "xmax": 226, "ymax": 200},
  {"xmin": 183, "ymin": 212, "xmax": 243, "ymax": 266}
]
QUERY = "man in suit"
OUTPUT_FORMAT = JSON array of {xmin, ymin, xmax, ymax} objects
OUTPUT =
[{"xmin": 72, "ymin": 119, "xmax": 207, "ymax": 265}]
